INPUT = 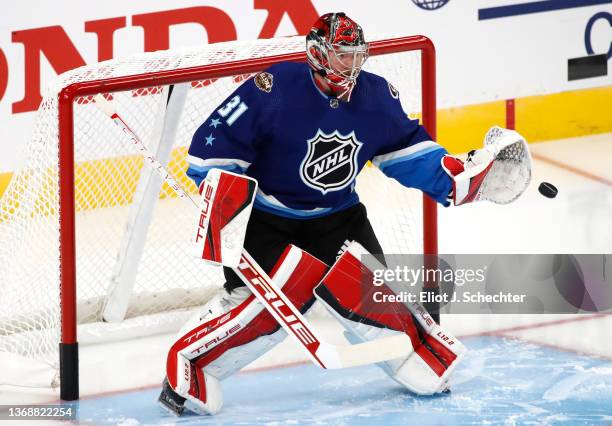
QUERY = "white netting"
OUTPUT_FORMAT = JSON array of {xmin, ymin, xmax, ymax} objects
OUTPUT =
[{"xmin": 0, "ymin": 35, "xmax": 426, "ymax": 387}]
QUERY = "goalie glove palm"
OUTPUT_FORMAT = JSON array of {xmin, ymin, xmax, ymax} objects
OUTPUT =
[{"xmin": 442, "ymin": 126, "xmax": 532, "ymax": 205}]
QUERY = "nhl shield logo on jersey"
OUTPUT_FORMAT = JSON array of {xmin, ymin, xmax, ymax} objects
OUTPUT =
[
  {"xmin": 300, "ymin": 130, "xmax": 363, "ymax": 194},
  {"xmin": 254, "ymin": 72, "xmax": 273, "ymax": 93}
]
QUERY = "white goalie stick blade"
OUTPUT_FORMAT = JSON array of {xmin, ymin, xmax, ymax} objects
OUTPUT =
[
  {"xmin": 94, "ymin": 93, "xmax": 414, "ymax": 369},
  {"xmin": 193, "ymin": 169, "xmax": 256, "ymax": 268}
]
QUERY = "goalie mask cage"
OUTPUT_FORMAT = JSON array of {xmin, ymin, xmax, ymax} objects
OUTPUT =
[{"xmin": 0, "ymin": 35, "xmax": 437, "ymax": 400}]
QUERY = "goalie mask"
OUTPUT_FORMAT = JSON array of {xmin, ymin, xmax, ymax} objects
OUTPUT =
[{"xmin": 306, "ymin": 13, "xmax": 369, "ymax": 101}]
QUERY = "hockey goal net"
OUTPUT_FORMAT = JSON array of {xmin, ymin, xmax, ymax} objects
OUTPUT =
[{"xmin": 0, "ymin": 35, "xmax": 437, "ymax": 399}]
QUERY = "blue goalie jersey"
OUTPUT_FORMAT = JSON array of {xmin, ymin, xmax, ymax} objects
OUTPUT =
[{"xmin": 187, "ymin": 62, "xmax": 452, "ymax": 219}]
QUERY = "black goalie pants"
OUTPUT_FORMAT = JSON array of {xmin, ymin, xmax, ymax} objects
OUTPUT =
[{"xmin": 223, "ymin": 202, "xmax": 383, "ymax": 293}]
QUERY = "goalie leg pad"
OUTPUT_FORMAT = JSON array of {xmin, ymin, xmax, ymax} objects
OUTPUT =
[
  {"xmin": 164, "ymin": 244, "xmax": 327, "ymax": 415},
  {"xmin": 314, "ymin": 241, "xmax": 466, "ymax": 395}
]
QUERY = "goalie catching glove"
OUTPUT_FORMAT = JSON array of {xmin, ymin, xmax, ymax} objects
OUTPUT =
[{"xmin": 442, "ymin": 126, "xmax": 532, "ymax": 205}]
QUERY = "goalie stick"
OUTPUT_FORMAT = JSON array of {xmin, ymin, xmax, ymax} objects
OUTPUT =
[{"xmin": 94, "ymin": 93, "xmax": 414, "ymax": 369}]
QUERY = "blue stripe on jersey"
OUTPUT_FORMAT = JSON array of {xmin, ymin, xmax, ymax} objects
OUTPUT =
[
  {"xmin": 378, "ymin": 145, "xmax": 444, "ymax": 172},
  {"xmin": 186, "ymin": 164, "xmax": 246, "ymax": 188}
]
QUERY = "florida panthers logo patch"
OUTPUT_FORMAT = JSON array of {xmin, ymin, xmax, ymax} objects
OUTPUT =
[
  {"xmin": 254, "ymin": 72, "xmax": 273, "ymax": 93},
  {"xmin": 300, "ymin": 130, "xmax": 363, "ymax": 194}
]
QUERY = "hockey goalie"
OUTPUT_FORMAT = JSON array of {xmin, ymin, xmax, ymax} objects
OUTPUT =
[{"xmin": 158, "ymin": 12, "xmax": 532, "ymax": 416}]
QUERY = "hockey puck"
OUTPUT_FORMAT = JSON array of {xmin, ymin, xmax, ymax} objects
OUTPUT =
[{"xmin": 538, "ymin": 182, "xmax": 558, "ymax": 198}]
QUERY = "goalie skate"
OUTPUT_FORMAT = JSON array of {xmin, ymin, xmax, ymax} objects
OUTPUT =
[{"xmin": 158, "ymin": 377, "xmax": 186, "ymax": 416}]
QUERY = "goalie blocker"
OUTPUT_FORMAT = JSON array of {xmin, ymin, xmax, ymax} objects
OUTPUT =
[{"xmin": 193, "ymin": 169, "xmax": 257, "ymax": 267}]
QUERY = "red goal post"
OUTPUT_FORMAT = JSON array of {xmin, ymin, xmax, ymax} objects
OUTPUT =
[{"xmin": 54, "ymin": 35, "xmax": 437, "ymax": 400}]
